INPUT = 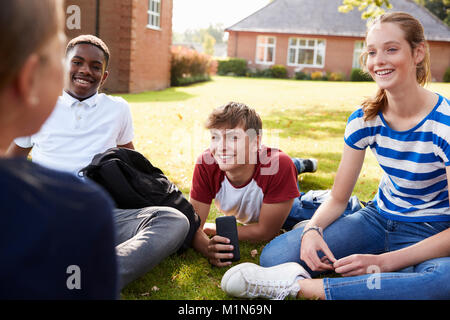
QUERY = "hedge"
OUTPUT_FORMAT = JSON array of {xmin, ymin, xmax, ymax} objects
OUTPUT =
[{"xmin": 170, "ymin": 46, "xmax": 216, "ymax": 86}]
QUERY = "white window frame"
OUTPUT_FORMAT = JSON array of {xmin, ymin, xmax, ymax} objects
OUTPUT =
[
  {"xmin": 352, "ymin": 40, "xmax": 365, "ymax": 69},
  {"xmin": 147, "ymin": 0, "xmax": 161, "ymax": 30},
  {"xmin": 255, "ymin": 36, "xmax": 276, "ymax": 65},
  {"xmin": 286, "ymin": 38, "xmax": 326, "ymax": 68}
]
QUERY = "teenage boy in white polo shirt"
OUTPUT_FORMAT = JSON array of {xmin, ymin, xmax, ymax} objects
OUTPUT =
[{"xmin": 7, "ymin": 35, "xmax": 189, "ymax": 290}]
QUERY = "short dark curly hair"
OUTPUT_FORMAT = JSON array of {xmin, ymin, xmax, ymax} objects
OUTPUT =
[{"xmin": 66, "ymin": 34, "xmax": 110, "ymax": 69}]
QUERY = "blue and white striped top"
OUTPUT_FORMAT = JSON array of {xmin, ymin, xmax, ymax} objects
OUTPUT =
[{"xmin": 344, "ymin": 94, "xmax": 450, "ymax": 222}]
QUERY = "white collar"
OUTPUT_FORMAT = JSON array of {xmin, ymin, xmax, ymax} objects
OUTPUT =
[{"xmin": 60, "ymin": 90, "xmax": 98, "ymax": 108}]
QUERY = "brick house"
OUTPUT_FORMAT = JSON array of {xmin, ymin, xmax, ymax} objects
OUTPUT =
[
  {"xmin": 65, "ymin": 0, "xmax": 172, "ymax": 93},
  {"xmin": 226, "ymin": 0, "xmax": 450, "ymax": 81}
]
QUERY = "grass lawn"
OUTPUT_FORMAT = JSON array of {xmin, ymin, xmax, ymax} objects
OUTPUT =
[{"xmin": 117, "ymin": 76, "xmax": 450, "ymax": 300}]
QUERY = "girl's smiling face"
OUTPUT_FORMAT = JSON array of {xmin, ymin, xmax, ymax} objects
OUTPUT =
[{"xmin": 365, "ymin": 22, "xmax": 424, "ymax": 92}]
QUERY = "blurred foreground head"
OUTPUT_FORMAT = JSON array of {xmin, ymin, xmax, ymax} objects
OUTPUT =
[{"xmin": 0, "ymin": 0, "xmax": 65, "ymax": 152}]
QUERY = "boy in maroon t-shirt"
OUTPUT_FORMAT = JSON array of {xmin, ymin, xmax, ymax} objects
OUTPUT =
[{"xmin": 189, "ymin": 102, "xmax": 317, "ymax": 267}]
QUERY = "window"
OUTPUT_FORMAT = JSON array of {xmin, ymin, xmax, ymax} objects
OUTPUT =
[
  {"xmin": 352, "ymin": 41, "xmax": 365, "ymax": 69},
  {"xmin": 256, "ymin": 36, "xmax": 276, "ymax": 64},
  {"xmin": 147, "ymin": 0, "xmax": 161, "ymax": 30},
  {"xmin": 287, "ymin": 38, "xmax": 325, "ymax": 68}
]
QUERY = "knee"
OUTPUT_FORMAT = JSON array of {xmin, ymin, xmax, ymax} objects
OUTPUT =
[
  {"xmin": 163, "ymin": 207, "xmax": 190, "ymax": 236},
  {"xmin": 259, "ymin": 243, "xmax": 280, "ymax": 267},
  {"xmin": 420, "ymin": 258, "xmax": 450, "ymax": 299}
]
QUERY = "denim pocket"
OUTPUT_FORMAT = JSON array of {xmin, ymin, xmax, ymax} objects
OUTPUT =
[{"xmin": 421, "ymin": 221, "xmax": 450, "ymax": 234}]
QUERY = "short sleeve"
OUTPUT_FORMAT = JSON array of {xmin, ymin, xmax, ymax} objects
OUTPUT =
[
  {"xmin": 117, "ymin": 100, "xmax": 134, "ymax": 145},
  {"xmin": 344, "ymin": 108, "xmax": 370, "ymax": 150},
  {"xmin": 189, "ymin": 152, "xmax": 217, "ymax": 204},
  {"xmin": 261, "ymin": 151, "xmax": 300, "ymax": 204},
  {"xmin": 433, "ymin": 97, "xmax": 450, "ymax": 166}
]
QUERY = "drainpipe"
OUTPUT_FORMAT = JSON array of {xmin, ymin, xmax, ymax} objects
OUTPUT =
[{"xmin": 95, "ymin": 0, "xmax": 100, "ymax": 37}]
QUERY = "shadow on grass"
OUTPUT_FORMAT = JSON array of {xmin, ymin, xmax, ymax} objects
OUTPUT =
[
  {"xmin": 264, "ymin": 107, "xmax": 352, "ymax": 140},
  {"xmin": 114, "ymin": 87, "xmax": 196, "ymax": 103}
]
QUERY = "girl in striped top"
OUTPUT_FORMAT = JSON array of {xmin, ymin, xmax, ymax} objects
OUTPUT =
[{"xmin": 222, "ymin": 12, "xmax": 450, "ymax": 300}]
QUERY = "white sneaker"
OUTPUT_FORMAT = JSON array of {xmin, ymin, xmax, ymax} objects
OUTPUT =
[{"xmin": 221, "ymin": 262, "xmax": 311, "ymax": 300}]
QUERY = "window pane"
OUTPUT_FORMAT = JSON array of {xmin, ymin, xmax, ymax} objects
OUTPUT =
[
  {"xmin": 288, "ymin": 48, "xmax": 296, "ymax": 64},
  {"xmin": 298, "ymin": 49, "xmax": 314, "ymax": 65},
  {"xmin": 299, "ymin": 39, "xmax": 306, "ymax": 46},
  {"xmin": 267, "ymin": 47, "xmax": 274, "ymax": 62},
  {"xmin": 257, "ymin": 47, "xmax": 265, "ymax": 61},
  {"xmin": 268, "ymin": 37, "xmax": 275, "ymax": 45},
  {"xmin": 308, "ymin": 40, "xmax": 314, "ymax": 47},
  {"xmin": 156, "ymin": 2, "xmax": 160, "ymax": 14},
  {"xmin": 289, "ymin": 38, "xmax": 297, "ymax": 46},
  {"xmin": 156, "ymin": 15, "xmax": 160, "ymax": 27},
  {"xmin": 316, "ymin": 51, "xmax": 323, "ymax": 65}
]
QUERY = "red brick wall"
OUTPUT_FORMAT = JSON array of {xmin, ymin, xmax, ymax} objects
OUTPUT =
[
  {"xmin": 64, "ymin": 0, "xmax": 172, "ymax": 93},
  {"xmin": 128, "ymin": 0, "xmax": 172, "ymax": 93},
  {"xmin": 228, "ymin": 30, "xmax": 450, "ymax": 81},
  {"xmin": 429, "ymin": 41, "xmax": 450, "ymax": 82}
]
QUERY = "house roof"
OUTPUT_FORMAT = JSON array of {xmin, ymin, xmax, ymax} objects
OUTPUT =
[{"xmin": 225, "ymin": 0, "xmax": 450, "ymax": 42}]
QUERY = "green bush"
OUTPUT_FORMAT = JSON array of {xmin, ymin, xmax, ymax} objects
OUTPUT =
[
  {"xmin": 269, "ymin": 65, "xmax": 288, "ymax": 78},
  {"xmin": 443, "ymin": 67, "xmax": 450, "ymax": 83},
  {"xmin": 350, "ymin": 68, "xmax": 373, "ymax": 82},
  {"xmin": 170, "ymin": 46, "xmax": 214, "ymax": 86},
  {"xmin": 217, "ymin": 58, "xmax": 247, "ymax": 76},
  {"xmin": 295, "ymin": 71, "xmax": 311, "ymax": 80}
]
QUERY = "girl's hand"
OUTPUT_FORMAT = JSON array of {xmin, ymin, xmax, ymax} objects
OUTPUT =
[
  {"xmin": 333, "ymin": 254, "xmax": 383, "ymax": 277},
  {"xmin": 206, "ymin": 235, "xmax": 234, "ymax": 267},
  {"xmin": 300, "ymin": 231, "xmax": 336, "ymax": 272}
]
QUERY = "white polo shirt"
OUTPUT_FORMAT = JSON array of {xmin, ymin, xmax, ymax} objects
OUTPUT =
[{"xmin": 15, "ymin": 91, "xmax": 134, "ymax": 174}]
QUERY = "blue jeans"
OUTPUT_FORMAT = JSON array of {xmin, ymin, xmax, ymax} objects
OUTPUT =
[
  {"xmin": 283, "ymin": 190, "xmax": 362, "ymax": 230},
  {"xmin": 261, "ymin": 202, "xmax": 450, "ymax": 299}
]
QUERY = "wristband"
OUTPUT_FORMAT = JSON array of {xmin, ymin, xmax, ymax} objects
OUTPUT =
[{"xmin": 301, "ymin": 226, "xmax": 323, "ymax": 240}]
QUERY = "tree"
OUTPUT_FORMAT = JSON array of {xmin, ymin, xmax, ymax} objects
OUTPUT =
[
  {"xmin": 339, "ymin": 0, "xmax": 450, "ymax": 25},
  {"xmin": 202, "ymin": 33, "xmax": 216, "ymax": 56},
  {"xmin": 338, "ymin": 0, "xmax": 393, "ymax": 19},
  {"xmin": 172, "ymin": 24, "xmax": 225, "ymax": 45},
  {"xmin": 414, "ymin": 0, "xmax": 450, "ymax": 26}
]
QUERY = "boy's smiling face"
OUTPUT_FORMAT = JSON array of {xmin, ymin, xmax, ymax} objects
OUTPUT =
[
  {"xmin": 65, "ymin": 43, "xmax": 108, "ymax": 100},
  {"xmin": 209, "ymin": 126, "xmax": 260, "ymax": 172}
]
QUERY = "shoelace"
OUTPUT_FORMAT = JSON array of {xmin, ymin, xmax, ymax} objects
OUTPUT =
[{"xmin": 243, "ymin": 273, "xmax": 294, "ymax": 300}]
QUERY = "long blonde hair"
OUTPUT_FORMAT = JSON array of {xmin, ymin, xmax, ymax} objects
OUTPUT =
[{"xmin": 360, "ymin": 12, "xmax": 431, "ymax": 121}]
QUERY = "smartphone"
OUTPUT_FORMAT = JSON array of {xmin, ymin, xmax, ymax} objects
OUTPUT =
[{"xmin": 215, "ymin": 216, "xmax": 240, "ymax": 262}]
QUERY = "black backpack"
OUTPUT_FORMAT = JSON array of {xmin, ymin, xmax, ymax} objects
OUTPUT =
[{"xmin": 79, "ymin": 147, "xmax": 200, "ymax": 252}]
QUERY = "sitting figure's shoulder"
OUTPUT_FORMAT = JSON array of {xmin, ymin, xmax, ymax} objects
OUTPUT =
[{"xmin": 0, "ymin": 159, "xmax": 114, "ymax": 214}]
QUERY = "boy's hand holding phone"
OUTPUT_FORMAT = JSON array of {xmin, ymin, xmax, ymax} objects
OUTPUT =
[{"xmin": 206, "ymin": 216, "xmax": 240, "ymax": 267}]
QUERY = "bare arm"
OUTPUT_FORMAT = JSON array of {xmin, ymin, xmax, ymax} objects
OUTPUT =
[
  {"xmin": 118, "ymin": 141, "xmax": 134, "ymax": 150},
  {"xmin": 6, "ymin": 142, "xmax": 32, "ymax": 158},
  {"xmin": 307, "ymin": 144, "xmax": 366, "ymax": 230},
  {"xmin": 237, "ymin": 199, "xmax": 294, "ymax": 242},
  {"xmin": 301, "ymin": 144, "xmax": 366, "ymax": 271}
]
